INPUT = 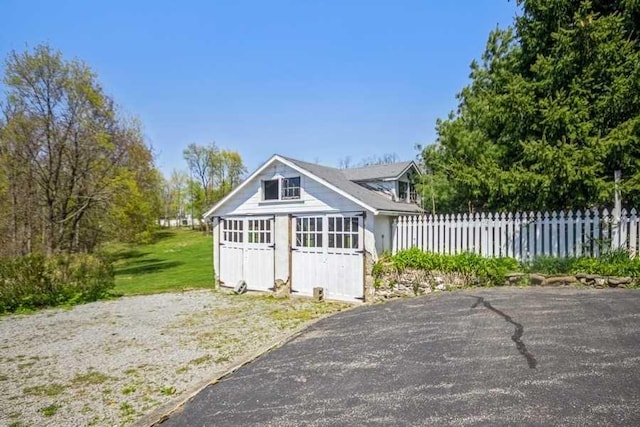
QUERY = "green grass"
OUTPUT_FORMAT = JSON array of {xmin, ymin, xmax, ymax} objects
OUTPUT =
[{"xmin": 103, "ymin": 229, "xmax": 214, "ymax": 295}]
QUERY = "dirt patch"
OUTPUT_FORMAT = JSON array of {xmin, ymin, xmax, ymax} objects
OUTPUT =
[{"xmin": 0, "ymin": 290, "xmax": 350, "ymax": 426}]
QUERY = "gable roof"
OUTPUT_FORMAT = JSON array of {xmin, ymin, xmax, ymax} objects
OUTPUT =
[
  {"xmin": 281, "ymin": 157, "xmax": 423, "ymax": 214},
  {"xmin": 203, "ymin": 154, "xmax": 423, "ymax": 219},
  {"xmin": 342, "ymin": 161, "xmax": 418, "ymax": 181}
]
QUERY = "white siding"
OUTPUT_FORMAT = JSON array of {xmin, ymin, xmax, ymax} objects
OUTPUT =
[
  {"xmin": 373, "ymin": 215, "xmax": 393, "ymax": 255},
  {"xmin": 364, "ymin": 214, "xmax": 378, "ymax": 262},
  {"xmin": 215, "ymin": 162, "xmax": 364, "ymax": 217},
  {"xmin": 273, "ymin": 214, "xmax": 290, "ymax": 282},
  {"xmin": 212, "ymin": 217, "xmax": 221, "ymax": 284}
]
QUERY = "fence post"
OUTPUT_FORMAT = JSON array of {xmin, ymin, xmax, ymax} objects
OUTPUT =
[
  {"xmin": 575, "ymin": 210, "xmax": 583, "ymax": 257},
  {"xmin": 593, "ymin": 209, "xmax": 601, "ymax": 257},
  {"xmin": 630, "ymin": 209, "xmax": 638, "ymax": 258},
  {"xmin": 565, "ymin": 210, "xmax": 573, "ymax": 258},
  {"xmin": 551, "ymin": 211, "xmax": 558, "ymax": 257},
  {"xmin": 513, "ymin": 212, "xmax": 527, "ymax": 261}
]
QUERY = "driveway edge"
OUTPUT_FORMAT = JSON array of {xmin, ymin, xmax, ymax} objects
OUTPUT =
[{"xmin": 134, "ymin": 303, "xmax": 360, "ymax": 427}]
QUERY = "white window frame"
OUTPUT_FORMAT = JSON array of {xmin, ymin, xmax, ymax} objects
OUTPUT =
[{"xmin": 262, "ymin": 176, "xmax": 301, "ymax": 201}]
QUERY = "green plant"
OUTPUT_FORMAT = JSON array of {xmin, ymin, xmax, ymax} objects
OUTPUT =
[
  {"xmin": 159, "ymin": 386, "xmax": 176, "ymax": 396},
  {"xmin": 72, "ymin": 371, "xmax": 111, "ymax": 386},
  {"xmin": 387, "ymin": 248, "xmax": 520, "ymax": 287},
  {"xmin": 119, "ymin": 402, "xmax": 135, "ymax": 417},
  {"xmin": 0, "ymin": 253, "xmax": 114, "ymax": 313},
  {"xmin": 23, "ymin": 383, "xmax": 67, "ymax": 397},
  {"xmin": 121, "ymin": 385, "xmax": 136, "ymax": 395},
  {"xmin": 40, "ymin": 404, "xmax": 60, "ymax": 417}
]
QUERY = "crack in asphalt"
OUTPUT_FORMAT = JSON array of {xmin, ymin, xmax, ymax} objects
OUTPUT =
[{"xmin": 471, "ymin": 296, "xmax": 537, "ymax": 369}]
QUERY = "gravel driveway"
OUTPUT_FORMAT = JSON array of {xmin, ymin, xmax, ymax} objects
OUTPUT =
[{"xmin": 0, "ymin": 290, "xmax": 349, "ymax": 426}]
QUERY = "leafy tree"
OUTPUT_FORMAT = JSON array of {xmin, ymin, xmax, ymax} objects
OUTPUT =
[
  {"xmin": 0, "ymin": 44, "xmax": 161, "ymax": 255},
  {"xmin": 182, "ymin": 143, "xmax": 246, "ymax": 218},
  {"xmin": 422, "ymin": 0, "xmax": 640, "ymax": 213}
]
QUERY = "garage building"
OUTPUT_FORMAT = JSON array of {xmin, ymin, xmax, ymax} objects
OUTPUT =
[{"xmin": 203, "ymin": 154, "xmax": 423, "ymax": 302}]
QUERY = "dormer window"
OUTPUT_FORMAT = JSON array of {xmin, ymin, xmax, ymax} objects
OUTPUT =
[
  {"xmin": 398, "ymin": 181, "xmax": 408, "ymax": 201},
  {"xmin": 263, "ymin": 179, "xmax": 280, "ymax": 200},
  {"xmin": 263, "ymin": 177, "xmax": 301, "ymax": 201},
  {"xmin": 282, "ymin": 177, "xmax": 300, "ymax": 199},
  {"xmin": 398, "ymin": 181, "xmax": 418, "ymax": 203}
]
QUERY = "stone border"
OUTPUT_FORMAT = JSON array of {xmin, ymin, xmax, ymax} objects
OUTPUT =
[{"xmin": 373, "ymin": 268, "xmax": 637, "ymax": 301}]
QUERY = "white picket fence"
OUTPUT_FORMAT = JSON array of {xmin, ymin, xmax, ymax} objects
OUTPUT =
[{"xmin": 392, "ymin": 209, "xmax": 640, "ymax": 260}]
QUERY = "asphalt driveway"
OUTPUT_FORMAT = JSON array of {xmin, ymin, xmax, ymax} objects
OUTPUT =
[{"xmin": 161, "ymin": 288, "xmax": 640, "ymax": 426}]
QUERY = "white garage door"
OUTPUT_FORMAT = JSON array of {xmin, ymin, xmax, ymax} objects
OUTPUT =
[
  {"xmin": 219, "ymin": 217, "xmax": 274, "ymax": 291},
  {"xmin": 291, "ymin": 214, "xmax": 364, "ymax": 301}
]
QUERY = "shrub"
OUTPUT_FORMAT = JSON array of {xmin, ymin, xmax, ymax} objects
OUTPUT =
[
  {"xmin": 0, "ymin": 253, "xmax": 114, "ymax": 313},
  {"xmin": 525, "ymin": 249, "xmax": 640, "ymax": 278},
  {"xmin": 385, "ymin": 248, "xmax": 520, "ymax": 287}
]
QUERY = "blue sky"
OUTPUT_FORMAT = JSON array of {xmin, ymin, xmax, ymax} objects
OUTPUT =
[{"xmin": 1, "ymin": 0, "xmax": 520, "ymax": 176}]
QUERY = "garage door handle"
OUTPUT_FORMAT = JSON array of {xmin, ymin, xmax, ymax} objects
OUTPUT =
[{"xmin": 268, "ymin": 244, "xmax": 275, "ymax": 249}]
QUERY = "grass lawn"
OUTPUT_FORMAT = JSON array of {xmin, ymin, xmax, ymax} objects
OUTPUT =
[{"xmin": 104, "ymin": 228, "xmax": 214, "ymax": 295}]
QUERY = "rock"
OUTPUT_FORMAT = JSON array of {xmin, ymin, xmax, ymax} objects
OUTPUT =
[
  {"xmin": 529, "ymin": 274, "xmax": 546, "ymax": 286},
  {"xmin": 435, "ymin": 283, "xmax": 446, "ymax": 291},
  {"xmin": 506, "ymin": 273, "xmax": 526, "ymax": 285},
  {"xmin": 608, "ymin": 277, "xmax": 632, "ymax": 286},
  {"xmin": 542, "ymin": 275, "xmax": 577, "ymax": 286},
  {"xmin": 594, "ymin": 277, "xmax": 607, "ymax": 287},
  {"xmin": 616, "ymin": 284, "xmax": 627, "ymax": 289},
  {"xmin": 575, "ymin": 273, "xmax": 599, "ymax": 280},
  {"xmin": 272, "ymin": 278, "xmax": 290, "ymax": 297}
]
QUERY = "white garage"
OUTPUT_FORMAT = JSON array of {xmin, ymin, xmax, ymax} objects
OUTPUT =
[{"xmin": 204, "ymin": 154, "xmax": 423, "ymax": 302}]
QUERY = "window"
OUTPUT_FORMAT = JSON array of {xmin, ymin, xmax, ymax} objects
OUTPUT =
[
  {"xmin": 328, "ymin": 216, "xmax": 359, "ymax": 249},
  {"xmin": 263, "ymin": 179, "xmax": 279, "ymax": 200},
  {"xmin": 295, "ymin": 217, "xmax": 323, "ymax": 248},
  {"xmin": 222, "ymin": 219, "xmax": 243, "ymax": 243},
  {"xmin": 262, "ymin": 176, "xmax": 301, "ymax": 201},
  {"xmin": 248, "ymin": 219, "xmax": 272, "ymax": 244},
  {"xmin": 398, "ymin": 181, "xmax": 408, "ymax": 201},
  {"xmin": 282, "ymin": 177, "xmax": 300, "ymax": 199},
  {"xmin": 409, "ymin": 183, "xmax": 417, "ymax": 203}
]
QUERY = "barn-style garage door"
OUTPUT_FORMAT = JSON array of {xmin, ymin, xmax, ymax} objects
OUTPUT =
[
  {"xmin": 291, "ymin": 214, "xmax": 364, "ymax": 301},
  {"xmin": 219, "ymin": 217, "xmax": 274, "ymax": 291}
]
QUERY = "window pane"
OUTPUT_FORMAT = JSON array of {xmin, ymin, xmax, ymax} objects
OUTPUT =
[
  {"xmin": 317, "ymin": 218, "xmax": 323, "ymax": 231},
  {"xmin": 282, "ymin": 177, "xmax": 301, "ymax": 199},
  {"xmin": 351, "ymin": 217, "xmax": 359, "ymax": 231},
  {"xmin": 336, "ymin": 219, "xmax": 342, "ymax": 232},
  {"xmin": 264, "ymin": 179, "xmax": 279, "ymax": 200},
  {"xmin": 296, "ymin": 234, "xmax": 302, "ymax": 246},
  {"xmin": 310, "ymin": 219, "xmax": 315, "ymax": 232},
  {"xmin": 328, "ymin": 218, "xmax": 334, "ymax": 232},
  {"xmin": 328, "ymin": 234, "xmax": 334, "ymax": 248},
  {"xmin": 344, "ymin": 218, "xmax": 351, "ymax": 232},
  {"xmin": 317, "ymin": 234, "xmax": 322, "ymax": 247},
  {"xmin": 352, "ymin": 233, "xmax": 359, "ymax": 248},
  {"xmin": 336, "ymin": 237, "xmax": 343, "ymax": 248},
  {"xmin": 344, "ymin": 234, "xmax": 351, "ymax": 248},
  {"xmin": 310, "ymin": 233, "xmax": 315, "ymax": 247}
]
